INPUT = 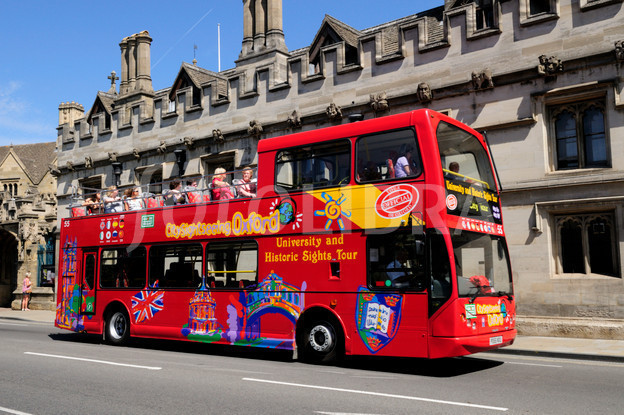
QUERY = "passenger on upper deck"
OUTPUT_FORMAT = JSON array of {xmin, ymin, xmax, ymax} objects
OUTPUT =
[
  {"xmin": 184, "ymin": 179, "xmax": 202, "ymax": 203},
  {"xmin": 236, "ymin": 167, "xmax": 257, "ymax": 198},
  {"xmin": 395, "ymin": 147, "xmax": 415, "ymax": 178},
  {"xmin": 164, "ymin": 180, "xmax": 187, "ymax": 206},
  {"xmin": 124, "ymin": 187, "xmax": 144, "ymax": 210},
  {"xmin": 83, "ymin": 192, "xmax": 102, "ymax": 215},
  {"xmin": 386, "ymin": 150, "xmax": 398, "ymax": 179},
  {"xmin": 211, "ymin": 167, "xmax": 234, "ymax": 200},
  {"xmin": 103, "ymin": 186, "xmax": 124, "ymax": 213}
]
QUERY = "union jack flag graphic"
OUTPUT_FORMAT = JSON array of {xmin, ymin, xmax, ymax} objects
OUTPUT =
[{"xmin": 131, "ymin": 289, "xmax": 165, "ymax": 324}]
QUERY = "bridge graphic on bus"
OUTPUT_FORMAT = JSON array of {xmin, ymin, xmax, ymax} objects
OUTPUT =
[{"xmin": 183, "ymin": 272, "xmax": 305, "ymax": 349}]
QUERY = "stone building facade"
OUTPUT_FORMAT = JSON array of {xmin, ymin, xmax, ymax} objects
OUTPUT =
[
  {"xmin": 55, "ymin": 0, "xmax": 624, "ymax": 337},
  {"xmin": 0, "ymin": 143, "xmax": 57, "ymax": 310}
]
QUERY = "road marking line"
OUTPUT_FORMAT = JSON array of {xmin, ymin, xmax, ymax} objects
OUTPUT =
[
  {"xmin": 0, "ymin": 405, "xmax": 33, "ymax": 415},
  {"xmin": 0, "ymin": 322, "xmax": 28, "ymax": 327},
  {"xmin": 315, "ymin": 412, "xmax": 385, "ymax": 415},
  {"xmin": 506, "ymin": 361, "xmax": 562, "ymax": 368},
  {"xmin": 24, "ymin": 352, "xmax": 161, "ymax": 370},
  {"xmin": 315, "ymin": 369, "xmax": 346, "ymax": 375},
  {"xmin": 351, "ymin": 375, "xmax": 397, "ymax": 380},
  {"xmin": 203, "ymin": 367, "xmax": 272, "ymax": 375},
  {"xmin": 242, "ymin": 377, "xmax": 508, "ymax": 412}
]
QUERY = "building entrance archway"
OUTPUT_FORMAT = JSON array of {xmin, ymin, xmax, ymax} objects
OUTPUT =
[{"xmin": 0, "ymin": 228, "xmax": 18, "ymax": 307}]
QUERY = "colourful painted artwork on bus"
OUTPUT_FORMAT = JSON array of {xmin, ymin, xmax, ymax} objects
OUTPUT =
[
  {"xmin": 314, "ymin": 192, "xmax": 351, "ymax": 230},
  {"xmin": 131, "ymin": 287, "xmax": 165, "ymax": 324},
  {"xmin": 355, "ymin": 286, "xmax": 403, "ymax": 353},
  {"xmin": 270, "ymin": 197, "xmax": 303, "ymax": 230},
  {"xmin": 55, "ymin": 236, "xmax": 85, "ymax": 331},
  {"xmin": 182, "ymin": 272, "xmax": 306, "ymax": 350},
  {"xmin": 462, "ymin": 298, "xmax": 516, "ymax": 331}
]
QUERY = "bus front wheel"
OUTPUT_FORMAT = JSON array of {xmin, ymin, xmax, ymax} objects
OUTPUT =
[
  {"xmin": 106, "ymin": 310, "xmax": 130, "ymax": 345},
  {"xmin": 300, "ymin": 320, "xmax": 341, "ymax": 363}
]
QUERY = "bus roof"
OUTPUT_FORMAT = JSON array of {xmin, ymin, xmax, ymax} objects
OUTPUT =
[{"xmin": 258, "ymin": 110, "xmax": 427, "ymax": 153}]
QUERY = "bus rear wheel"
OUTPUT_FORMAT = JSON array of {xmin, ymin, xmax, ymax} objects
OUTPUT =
[
  {"xmin": 106, "ymin": 310, "xmax": 130, "ymax": 345},
  {"xmin": 300, "ymin": 320, "xmax": 341, "ymax": 363}
]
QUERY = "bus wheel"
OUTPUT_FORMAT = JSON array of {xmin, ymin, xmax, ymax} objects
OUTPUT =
[
  {"xmin": 106, "ymin": 310, "xmax": 130, "ymax": 345},
  {"xmin": 300, "ymin": 320, "xmax": 341, "ymax": 363}
]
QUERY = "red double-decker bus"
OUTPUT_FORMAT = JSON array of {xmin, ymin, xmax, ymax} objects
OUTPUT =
[{"xmin": 56, "ymin": 109, "xmax": 515, "ymax": 361}]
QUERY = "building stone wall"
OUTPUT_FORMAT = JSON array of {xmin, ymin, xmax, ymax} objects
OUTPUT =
[
  {"xmin": 0, "ymin": 143, "xmax": 57, "ymax": 310},
  {"xmin": 55, "ymin": 0, "xmax": 624, "ymax": 337}
]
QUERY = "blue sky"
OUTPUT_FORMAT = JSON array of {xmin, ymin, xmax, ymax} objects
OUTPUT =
[{"xmin": 0, "ymin": 1, "xmax": 441, "ymax": 147}]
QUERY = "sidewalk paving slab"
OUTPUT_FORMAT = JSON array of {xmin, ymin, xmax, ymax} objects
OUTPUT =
[{"xmin": 490, "ymin": 335, "xmax": 624, "ymax": 363}]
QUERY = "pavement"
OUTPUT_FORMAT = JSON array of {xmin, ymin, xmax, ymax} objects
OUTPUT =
[{"xmin": 2, "ymin": 308, "xmax": 623, "ymax": 363}]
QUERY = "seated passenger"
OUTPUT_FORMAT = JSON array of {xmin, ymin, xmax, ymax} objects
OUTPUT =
[
  {"xmin": 164, "ymin": 180, "xmax": 187, "ymax": 206},
  {"xmin": 103, "ymin": 186, "xmax": 124, "ymax": 213},
  {"xmin": 211, "ymin": 167, "xmax": 234, "ymax": 200},
  {"xmin": 83, "ymin": 192, "xmax": 102, "ymax": 214},
  {"xmin": 386, "ymin": 151, "xmax": 398, "ymax": 179},
  {"xmin": 124, "ymin": 187, "xmax": 144, "ymax": 210},
  {"xmin": 395, "ymin": 147, "xmax": 415, "ymax": 178},
  {"xmin": 386, "ymin": 249, "xmax": 412, "ymax": 289},
  {"xmin": 363, "ymin": 161, "xmax": 381, "ymax": 181},
  {"xmin": 236, "ymin": 167, "xmax": 257, "ymax": 198},
  {"xmin": 184, "ymin": 179, "xmax": 202, "ymax": 203}
]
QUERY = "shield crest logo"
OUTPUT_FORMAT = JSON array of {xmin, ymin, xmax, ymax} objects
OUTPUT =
[{"xmin": 355, "ymin": 286, "xmax": 403, "ymax": 354}]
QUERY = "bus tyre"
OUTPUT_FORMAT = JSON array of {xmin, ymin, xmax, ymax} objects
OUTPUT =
[
  {"xmin": 106, "ymin": 310, "xmax": 130, "ymax": 345},
  {"xmin": 301, "ymin": 320, "xmax": 340, "ymax": 363}
]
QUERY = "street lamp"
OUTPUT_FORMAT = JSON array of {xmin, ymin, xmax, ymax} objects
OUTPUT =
[
  {"xmin": 111, "ymin": 162, "xmax": 123, "ymax": 187},
  {"xmin": 348, "ymin": 113, "xmax": 363, "ymax": 122},
  {"xmin": 174, "ymin": 149, "xmax": 186, "ymax": 177}
]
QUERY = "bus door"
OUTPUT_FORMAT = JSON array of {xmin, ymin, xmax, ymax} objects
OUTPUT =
[
  {"xmin": 366, "ymin": 231, "xmax": 429, "ymax": 355},
  {"xmin": 79, "ymin": 250, "xmax": 97, "ymax": 314}
]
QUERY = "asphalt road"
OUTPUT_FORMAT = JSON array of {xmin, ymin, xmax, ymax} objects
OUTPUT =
[{"xmin": 1, "ymin": 320, "xmax": 622, "ymax": 415}]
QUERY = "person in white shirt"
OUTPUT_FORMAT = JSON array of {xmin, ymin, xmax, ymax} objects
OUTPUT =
[
  {"xmin": 395, "ymin": 148, "xmax": 414, "ymax": 178},
  {"xmin": 103, "ymin": 186, "xmax": 123, "ymax": 213},
  {"xmin": 124, "ymin": 187, "xmax": 144, "ymax": 210}
]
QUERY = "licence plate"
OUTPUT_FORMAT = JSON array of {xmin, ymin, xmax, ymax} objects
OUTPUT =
[{"xmin": 489, "ymin": 335, "xmax": 503, "ymax": 346}]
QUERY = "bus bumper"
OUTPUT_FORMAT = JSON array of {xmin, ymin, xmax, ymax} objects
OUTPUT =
[{"xmin": 428, "ymin": 329, "xmax": 516, "ymax": 359}]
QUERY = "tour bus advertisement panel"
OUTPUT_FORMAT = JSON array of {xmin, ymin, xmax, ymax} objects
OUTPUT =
[{"xmin": 443, "ymin": 178, "xmax": 502, "ymax": 226}]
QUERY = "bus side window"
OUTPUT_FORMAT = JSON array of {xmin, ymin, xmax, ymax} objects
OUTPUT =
[
  {"xmin": 206, "ymin": 241, "xmax": 258, "ymax": 289},
  {"xmin": 367, "ymin": 232, "xmax": 425, "ymax": 290},
  {"xmin": 149, "ymin": 244, "xmax": 202, "ymax": 288},
  {"xmin": 275, "ymin": 140, "xmax": 351, "ymax": 191},
  {"xmin": 100, "ymin": 247, "xmax": 146, "ymax": 289},
  {"xmin": 356, "ymin": 129, "xmax": 421, "ymax": 183}
]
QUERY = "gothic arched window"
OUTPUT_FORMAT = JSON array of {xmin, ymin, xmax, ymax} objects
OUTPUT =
[
  {"xmin": 555, "ymin": 212, "xmax": 618, "ymax": 277},
  {"xmin": 551, "ymin": 99, "xmax": 608, "ymax": 170}
]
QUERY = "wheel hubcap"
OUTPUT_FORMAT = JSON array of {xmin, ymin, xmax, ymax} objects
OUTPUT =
[
  {"xmin": 309, "ymin": 325, "xmax": 333, "ymax": 352},
  {"xmin": 110, "ymin": 314, "xmax": 125, "ymax": 339}
]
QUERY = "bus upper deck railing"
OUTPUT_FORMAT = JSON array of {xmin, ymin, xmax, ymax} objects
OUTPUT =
[{"xmin": 68, "ymin": 167, "xmax": 257, "ymax": 217}]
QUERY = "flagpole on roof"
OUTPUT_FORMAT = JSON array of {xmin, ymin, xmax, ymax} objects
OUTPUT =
[{"xmin": 218, "ymin": 23, "xmax": 221, "ymax": 72}]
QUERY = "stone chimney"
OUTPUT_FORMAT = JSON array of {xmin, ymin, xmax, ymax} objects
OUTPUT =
[
  {"xmin": 119, "ymin": 30, "xmax": 153, "ymax": 95},
  {"xmin": 241, "ymin": 0, "xmax": 286, "ymax": 58},
  {"xmin": 58, "ymin": 102, "xmax": 85, "ymax": 126}
]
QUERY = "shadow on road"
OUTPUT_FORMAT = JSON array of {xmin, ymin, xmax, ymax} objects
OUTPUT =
[{"xmin": 50, "ymin": 331, "xmax": 503, "ymax": 377}]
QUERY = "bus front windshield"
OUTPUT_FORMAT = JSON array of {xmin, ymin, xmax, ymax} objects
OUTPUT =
[{"xmin": 452, "ymin": 231, "xmax": 512, "ymax": 298}]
